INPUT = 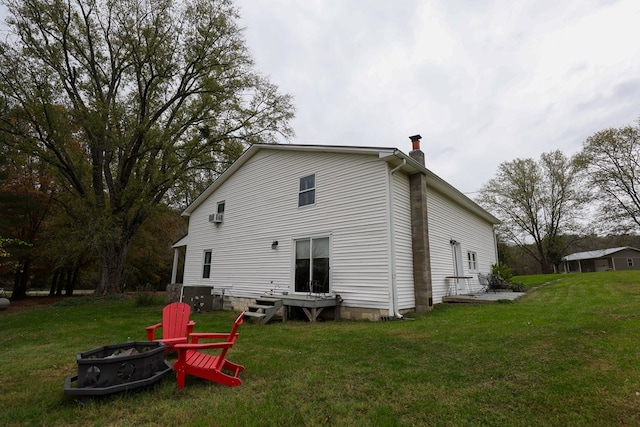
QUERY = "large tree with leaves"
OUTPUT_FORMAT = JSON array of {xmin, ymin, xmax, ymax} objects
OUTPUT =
[
  {"xmin": 577, "ymin": 118, "xmax": 640, "ymax": 234},
  {"xmin": 0, "ymin": 0, "xmax": 294, "ymax": 294},
  {"xmin": 477, "ymin": 150, "xmax": 587, "ymax": 273},
  {"xmin": 0, "ymin": 147, "xmax": 54, "ymax": 299}
]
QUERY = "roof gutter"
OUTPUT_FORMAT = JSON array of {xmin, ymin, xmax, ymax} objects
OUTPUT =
[{"xmin": 380, "ymin": 150, "xmax": 500, "ymax": 225}]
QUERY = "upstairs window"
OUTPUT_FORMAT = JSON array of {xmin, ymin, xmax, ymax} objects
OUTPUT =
[
  {"xmin": 216, "ymin": 201, "xmax": 225, "ymax": 220},
  {"xmin": 202, "ymin": 250, "xmax": 212, "ymax": 279},
  {"xmin": 298, "ymin": 174, "xmax": 316, "ymax": 207},
  {"xmin": 209, "ymin": 201, "xmax": 225, "ymax": 223}
]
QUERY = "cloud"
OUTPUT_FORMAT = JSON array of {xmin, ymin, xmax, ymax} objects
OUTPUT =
[{"xmin": 3, "ymin": 0, "xmax": 639, "ymax": 194}]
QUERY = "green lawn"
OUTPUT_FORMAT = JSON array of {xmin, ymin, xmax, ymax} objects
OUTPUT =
[{"xmin": 2, "ymin": 271, "xmax": 640, "ymax": 426}]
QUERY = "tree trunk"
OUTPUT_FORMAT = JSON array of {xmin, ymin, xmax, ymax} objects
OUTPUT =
[
  {"xmin": 65, "ymin": 267, "xmax": 79, "ymax": 296},
  {"xmin": 55, "ymin": 269, "xmax": 65, "ymax": 296},
  {"xmin": 95, "ymin": 240, "xmax": 130, "ymax": 295},
  {"xmin": 49, "ymin": 269, "xmax": 60, "ymax": 297},
  {"xmin": 10, "ymin": 259, "xmax": 30, "ymax": 301}
]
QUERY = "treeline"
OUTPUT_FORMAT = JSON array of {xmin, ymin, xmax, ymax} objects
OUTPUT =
[
  {"xmin": 500, "ymin": 234, "xmax": 640, "ymax": 276},
  {"xmin": 0, "ymin": 0, "xmax": 294, "ymax": 299},
  {"xmin": 0, "ymin": 148, "xmax": 187, "ymax": 297},
  {"xmin": 477, "ymin": 117, "xmax": 640, "ymax": 274}
]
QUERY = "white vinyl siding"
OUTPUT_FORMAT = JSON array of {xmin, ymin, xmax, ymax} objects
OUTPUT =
[
  {"xmin": 427, "ymin": 187, "xmax": 497, "ymax": 303},
  {"xmin": 390, "ymin": 167, "xmax": 415, "ymax": 311},
  {"xmin": 183, "ymin": 150, "xmax": 395, "ymax": 310}
]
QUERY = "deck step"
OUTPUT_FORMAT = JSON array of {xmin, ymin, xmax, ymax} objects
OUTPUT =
[
  {"xmin": 255, "ymin": 299, "xmax": 281, "ymax": 305},
  {"xmin": 243, "ymin": 311, "xmax": 267, "ymax": 318},
  {"xmin": 249, "ymin": 303, "xmax": 277, "ymax": 310},
  {"xmin": 245, "ymin": 298, "xmax": 283, "ymax": 324},
  {"xmin": 256, "ymin": 295, "xmax": 282, "ymax": 304}
]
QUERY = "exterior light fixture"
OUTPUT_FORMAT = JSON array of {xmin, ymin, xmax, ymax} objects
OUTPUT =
[{"xmin": 271, "ymin": 241, "xmax": 278, "ymax": 249}]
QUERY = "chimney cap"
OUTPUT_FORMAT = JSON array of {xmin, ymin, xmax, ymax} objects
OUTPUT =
[{"xmin": 409, "ymin": 134, "xmax": 422, "ymax": 152}]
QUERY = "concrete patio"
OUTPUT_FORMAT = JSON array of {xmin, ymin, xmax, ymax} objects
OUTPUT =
[{"xmin": 442, "ymin": 291, "xmax": 526, "ymax": 304}]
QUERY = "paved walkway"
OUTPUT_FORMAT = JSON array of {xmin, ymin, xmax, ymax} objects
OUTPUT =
[{"xmin": 442, "ymin": 291, "xmax": 525, "ymax": 304}]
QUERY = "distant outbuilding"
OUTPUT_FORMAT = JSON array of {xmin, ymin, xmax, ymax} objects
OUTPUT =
[{"xmin": 561, "ymin": 247, "xmax": 640, "ymax": 273}]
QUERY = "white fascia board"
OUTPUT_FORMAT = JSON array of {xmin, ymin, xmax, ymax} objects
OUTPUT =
[
  {"xmin": 380, "ymin": 150, "xmax": 500, "ymax": 225},
  {"xmin": 172, "ymin": 234, "xmax": 189, "ymax": 248}
]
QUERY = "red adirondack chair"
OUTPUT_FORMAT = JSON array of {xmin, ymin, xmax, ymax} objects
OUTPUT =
[
  {"xmin": 173, "ymin": 312, "xmax": 245, "ymax": 388},
  {"xmin": 145, "ymin": 302, "xmax": 196, "ymax": 351}
]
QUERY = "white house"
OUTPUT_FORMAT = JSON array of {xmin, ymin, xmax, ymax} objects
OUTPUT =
[{"xmin": 170, "ymin": 136, "xmax": 500, "ymax": 320}]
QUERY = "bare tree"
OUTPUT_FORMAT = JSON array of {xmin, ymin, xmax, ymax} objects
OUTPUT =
[
  {"xmin": 477, "ymin": 150, "xmax": 587, "ymax": 273},
  {"xmin": 0, "ymin": 0, "xmax": 294, "ymax": 294},
  {"xmin": 578, "ymin": 118, "xmax": 640, "ymax": 234}
]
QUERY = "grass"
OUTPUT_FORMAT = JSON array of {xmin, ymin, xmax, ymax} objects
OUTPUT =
[
  {"xmin": 2, "ymin": 271, "xmax": 640, "ymax": 426},
  {"xmin": 512, "ymin": 274, "xmax": 562, "ymax": 288}
]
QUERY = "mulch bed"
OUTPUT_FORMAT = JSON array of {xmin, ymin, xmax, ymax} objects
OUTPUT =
[{"xmin": 4, "ymin": 291, "xmax": 165, "ymax": 312}]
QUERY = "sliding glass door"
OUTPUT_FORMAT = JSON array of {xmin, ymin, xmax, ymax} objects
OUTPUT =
[{"xmin": 295, "ymin": 237, "xmax": 330, "ymax": 293}]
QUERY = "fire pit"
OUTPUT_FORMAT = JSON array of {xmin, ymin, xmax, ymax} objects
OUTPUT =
[{"xmin": 64, "ymin": 341, "xmax": 172, "ymax": 396}]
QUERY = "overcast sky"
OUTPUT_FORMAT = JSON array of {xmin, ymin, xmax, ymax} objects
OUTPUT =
[
  {"xmin": 1, "ymin": 1, "xmax": 638, "ymax": 195},
  {"xmin": 235, "ymin": 0, "xmax": 640, "ymax": 194}
]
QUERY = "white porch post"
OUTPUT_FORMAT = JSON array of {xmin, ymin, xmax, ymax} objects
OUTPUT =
[{"xmin": 171, "ymin": 248, "xmax": 180, "ymax": 284}]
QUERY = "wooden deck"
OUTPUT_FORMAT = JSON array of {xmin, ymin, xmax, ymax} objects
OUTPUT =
[{"xmin": 260, "ymin": 294, "xmax": 343, "ymax": 322}]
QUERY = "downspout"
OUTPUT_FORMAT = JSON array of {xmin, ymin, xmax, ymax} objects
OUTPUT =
[
  {"xmin": 493, "ymin": 225, "xmax": 499, "ymax": 268},
  {"xmin": 388, "ymin": 158, "xmax": 406, "ymax": 319}
]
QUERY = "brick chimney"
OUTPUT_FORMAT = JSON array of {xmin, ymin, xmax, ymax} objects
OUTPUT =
[
  {"xmin": 409, "ymin": 134, "xmax": 424, "ymax": 165},
  {"xmin": 407, "ymin": 134, "xmax": 433, "ymax": 311}
]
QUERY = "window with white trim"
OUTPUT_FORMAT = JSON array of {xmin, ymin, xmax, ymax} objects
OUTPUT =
[
  {"xmin": 628, "ymin": 258, "xmax": 634, "ymax": 267},
  {"xmin": 298, "ymin": 174, "xmax": 315, "ymax": 207},
  {"xmin": 467, "ymin": 251, "xmax": 478, "ymax": 272},
  {"xmin": 202, "ymin": 250, "xmax": 212, "ymax": 279},
  {"xmin": 216, "ymin": 201, "xmax": 225, "ymax": 219},
  {"xmin": 295, "ymin": 237, "xmax": 329, "ymax": 293}
]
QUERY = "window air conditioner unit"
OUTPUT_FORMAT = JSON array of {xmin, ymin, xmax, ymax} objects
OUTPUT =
[{"xmin": 209, "ymin": 213, "xmax": 223, "ymax": 223}]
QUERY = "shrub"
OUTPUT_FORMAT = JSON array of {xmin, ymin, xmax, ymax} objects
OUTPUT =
[
  {"xmin": 508, "ymin": 282, "xmax": 527, "ymax": 292},
  {"xmin": 488, "ymin": 263, "xmax": 527, "ymax": 292},
  {"xmin": 488, "ymin": 274, "xmax": 510, "ymax": 290},
  {"xmin": 134, "ymin": 285, "xmax": 160, "ymax": 307},
  {"xmin": 491, "ymin": 262, "xmax": 513, "ymax": 282}
]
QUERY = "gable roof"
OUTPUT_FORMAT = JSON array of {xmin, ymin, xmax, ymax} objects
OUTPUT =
[
  {"xmin": 562, "ymin": 247, "xmax": 640, "ymax": 261},
  {"xmin": 182, "ymin": 143, "xmax": 500, "ymax": 224}
]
